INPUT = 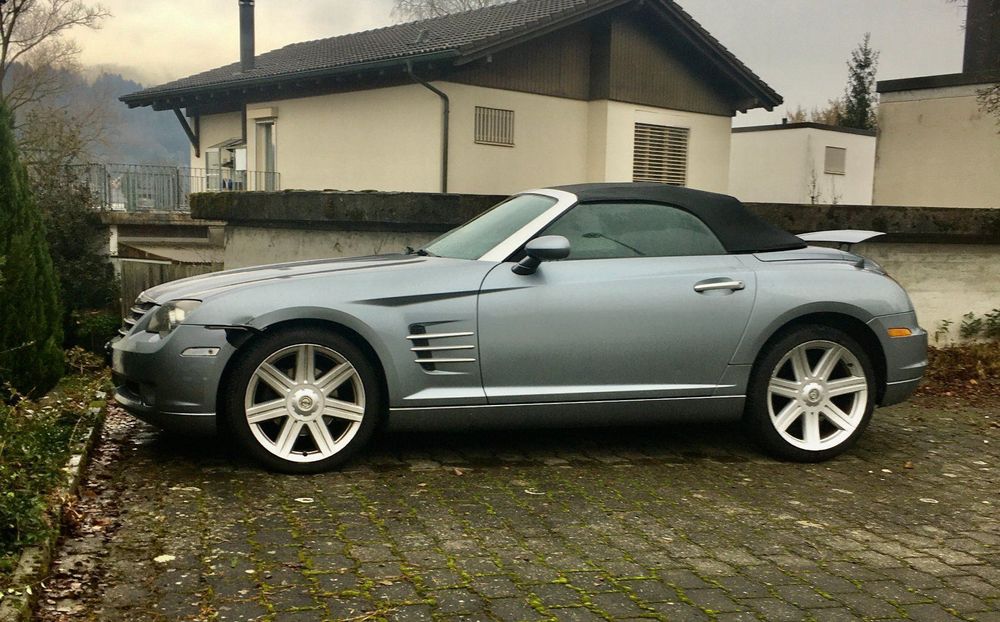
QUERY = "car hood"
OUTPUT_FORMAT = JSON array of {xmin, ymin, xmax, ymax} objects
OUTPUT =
[{"xmin": 141, "ymin": 254, "xmax": 432, "ymax": 303}]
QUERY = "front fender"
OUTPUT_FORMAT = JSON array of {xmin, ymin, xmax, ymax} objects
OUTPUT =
[{"xmin": 235, "ymin": 306, "xmax": 399, "ymax": 402}]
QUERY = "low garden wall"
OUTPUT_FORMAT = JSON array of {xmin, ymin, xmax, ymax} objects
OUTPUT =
[{"xmin": 191, "ymin": 191, "xmax": 1000, "ymax": 342}]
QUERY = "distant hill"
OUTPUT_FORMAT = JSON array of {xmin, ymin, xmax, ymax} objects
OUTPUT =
[
  {"xmin": 3, "ymin": 65, "xmax": 189, "ymax": 166},
  {"xmin": 91, "ymin": 72, "xmax": 189, "ymax": 166}
]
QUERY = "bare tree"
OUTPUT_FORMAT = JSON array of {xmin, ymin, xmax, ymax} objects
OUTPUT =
[
  {"xmin": 393, "ymin": 0, "xmax": 507, "ymax": 21},
  {"xmin": 784, "ymin": 99, "xmax": 844, "ymax": 125},
  {"xmin": 0, "ymin": 0, "xmax": 109, "ymax": 116},
  {"xmin": 980, "ymin": 83, "xmax": 1000, "ymax": 129}
]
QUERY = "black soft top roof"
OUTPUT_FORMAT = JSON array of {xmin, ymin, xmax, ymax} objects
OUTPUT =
[{"xmin": 553, "ymin": 183, "xmax": 805, "ymax": 254}]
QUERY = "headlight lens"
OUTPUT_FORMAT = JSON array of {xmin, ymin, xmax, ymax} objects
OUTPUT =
[{"xmin": 146, "ymin": 300, "xmax": 201, "ymax": 336}]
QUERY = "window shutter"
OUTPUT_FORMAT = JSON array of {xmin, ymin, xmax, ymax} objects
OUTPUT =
[
  {"xmin": 824, "ymin": 146, "xmax": 846, "ymax": 175},
  {"xmin": 475, "ymin": 106, "xmax": 515, "ymax": 146},
  {"xmin": 633, "ymin": 123, "xmax": 689, "ymax": 186}
]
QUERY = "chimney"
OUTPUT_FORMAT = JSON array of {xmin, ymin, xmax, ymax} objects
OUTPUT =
[
  {"xmin": 239, "ymin": 0, "xmax": 255, "ymax": 72},
  {"xmin": 963, "ymin": 0, "xmax": 1000, "ymax": 74}
]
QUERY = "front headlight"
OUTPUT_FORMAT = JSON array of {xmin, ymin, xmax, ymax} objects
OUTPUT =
[{"xmin": 146, "ymin": 300, "xmax": 201, "ymax": 336}]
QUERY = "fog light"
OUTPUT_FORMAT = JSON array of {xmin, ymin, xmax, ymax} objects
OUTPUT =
[{"xmin": 887, "ymin": 328, "xmax": 913, "ymax": 338}]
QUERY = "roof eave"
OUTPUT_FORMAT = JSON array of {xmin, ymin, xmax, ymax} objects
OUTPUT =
[
  {"xmin": 648, "ymin": 0, "xmax": 782, "ymax": 110},
  {"xmin": 119, "ymin": 50, "xmax": 463, "ymax": 109},
  {"xmin": 453, "ymin": 0, "xmax": 631, "ymax": 66}
]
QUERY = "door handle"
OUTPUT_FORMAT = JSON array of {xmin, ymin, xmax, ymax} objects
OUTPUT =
[{"xmin": 694, "ymin": 278, "xmax": 745, "ymax": 293}]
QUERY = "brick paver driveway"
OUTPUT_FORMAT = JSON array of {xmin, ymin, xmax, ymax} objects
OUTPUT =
[{"xmin": 39, "ymin": 398, "xmax": 998, "ymax": 622}]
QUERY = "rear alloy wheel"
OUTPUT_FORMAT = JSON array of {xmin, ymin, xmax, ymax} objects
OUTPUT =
[
  {"xmin": 225, "ymin": 328, "xmax": 382, "ymax": 473},
  {"xmin": 747, "ymin": 325, "xmax": 875, "ymax": 462}
]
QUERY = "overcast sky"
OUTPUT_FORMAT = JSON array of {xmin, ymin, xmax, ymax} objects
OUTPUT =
[{"xmin": 74, "ymin": 0, "xmax": 967, "ymax": 126}]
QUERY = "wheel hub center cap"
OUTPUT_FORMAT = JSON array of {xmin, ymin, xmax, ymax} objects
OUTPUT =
[
  {"xmin": 290, "ymin": 388, "xmax": 322, "ymax": 418},
  {"xmin": 802, "ymin": 382, "xmax": 824, "ymax": 406}
]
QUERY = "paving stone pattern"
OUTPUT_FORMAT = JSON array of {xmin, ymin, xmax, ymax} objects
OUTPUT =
[{"xmin": 42, "ymin": 400, "xmax": 998, "ymax": 621}]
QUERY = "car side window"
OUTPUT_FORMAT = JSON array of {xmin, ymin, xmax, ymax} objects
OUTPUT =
[{"xmin": 540, "ymin": 202, "xmax": 726, "ymax": 260}]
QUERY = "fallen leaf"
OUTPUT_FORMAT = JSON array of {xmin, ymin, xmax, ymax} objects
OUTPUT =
[
  {"xmin": 154, "ymin": 555, "xmax": 176, "ymax": 564},
  {"xmin": 903, "ymin": 461, "xmax": 914, "ymax": 469},
  {"xmin": 294, "ymin": 497, "xmax": 315, "ymax": 504}
]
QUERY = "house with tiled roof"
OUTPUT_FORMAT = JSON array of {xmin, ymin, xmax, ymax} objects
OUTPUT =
[{"xmin": 121, "ymin": 0, "xmax": 782, "ymax": 195}]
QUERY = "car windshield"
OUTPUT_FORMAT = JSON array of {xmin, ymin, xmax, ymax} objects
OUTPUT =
[{"xmin": 421, "ymin": 194, "xmax": 558, "ymax": 260}]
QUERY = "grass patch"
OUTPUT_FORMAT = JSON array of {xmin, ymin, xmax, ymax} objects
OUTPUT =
[
  {"xmin": 0, "ymin": 349, "xmax": 108, "ymax": 589},
  {"xmin": 916, "ymin": 342, "xmax": 1000, "ymax": 403}
]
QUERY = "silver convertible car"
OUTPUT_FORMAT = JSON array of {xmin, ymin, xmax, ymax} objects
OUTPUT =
[{"xmin": 112, "ymin": 183, "xmax": 927, "ymax": 472}]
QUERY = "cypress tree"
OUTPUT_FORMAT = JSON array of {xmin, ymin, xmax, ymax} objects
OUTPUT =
[
  {"xmin": 0, "ymin": 102, "xmax": 64, "ymax": 397},
  {"xmin": 841, "ymin": 33, "xmax": 880, "ymax": 131}
]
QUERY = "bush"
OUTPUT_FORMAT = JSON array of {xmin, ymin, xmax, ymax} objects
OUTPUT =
[
  {"xmin": 31, "ymin": 165, "xmax": 119, "ymax": 350},
  {"xmin": 0, "ymin": 102, "xmax": 64, "ymax": 398},
  {"xmin": 72, "ymin": 310, "xmax": 120, "ymax": 354}
]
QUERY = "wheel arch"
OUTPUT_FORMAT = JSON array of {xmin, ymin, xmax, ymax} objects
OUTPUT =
[
  {"xmin": 215, "ymin": 312, "xmax": 394, "ymax": 422},
  {"xmin": 744, "ymin": 309, "xmax": 887, "ymax": 403}
]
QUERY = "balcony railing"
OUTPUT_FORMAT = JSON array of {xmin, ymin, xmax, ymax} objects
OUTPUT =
[{"xmin": 71, "ymin": 163, "xmax": 281, "ymax": 212}]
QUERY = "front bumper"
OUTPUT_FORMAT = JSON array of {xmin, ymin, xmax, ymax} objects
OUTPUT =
[
  {"xmin": 112, "ymin": 324, "xmax": 236, "ymax": 435},
  {"xmin": 868, "ymin": 311, "xmax": 928, "ymax": 407}
]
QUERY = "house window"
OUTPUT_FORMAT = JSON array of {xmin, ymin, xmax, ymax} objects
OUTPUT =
[
  {"xmin": 205, "ymin": 138, "xmax": 247, "ymax": 191},
  {"xmin": 255, "ymin": 120, "xmax": 277, "ymax": 190},
  {"xmin": 475, "ymin": 106, "xmax": 515, "ymax": 146},
  {"xmin": 633, "ymin": 123, "xmax": 689, "ymax": 186},
  {"xmin": 824, "ymin": 146, "xmax": 846, "ymax": 175}
]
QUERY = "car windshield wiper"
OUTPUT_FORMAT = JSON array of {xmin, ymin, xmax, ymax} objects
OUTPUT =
[
  {"xmin": 405, "ymin": 247, "xmax": 437, "ymax": 257},
  {"xmin": 583, "ymin": 232, "xmax": 646, "ymax": 256}
]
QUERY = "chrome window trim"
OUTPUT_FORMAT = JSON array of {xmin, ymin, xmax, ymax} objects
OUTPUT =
[{"xmin": 477, "ymin": 188, "xmax": 578, "ymax": 262}]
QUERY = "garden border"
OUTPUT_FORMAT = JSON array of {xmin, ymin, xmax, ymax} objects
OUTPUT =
[{"xmin": 0, "ymin": 400, "xmax": 107, "ymax": 622}]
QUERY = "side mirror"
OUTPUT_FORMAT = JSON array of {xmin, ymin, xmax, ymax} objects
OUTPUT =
[{"xmin": 512, "ymin": 235, "xmax": 571, "ymax": 275}]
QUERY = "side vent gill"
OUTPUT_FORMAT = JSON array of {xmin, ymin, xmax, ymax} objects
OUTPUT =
[{"xmin": 406, "ymin": 324, "xmax": 477, "ymax": 371}]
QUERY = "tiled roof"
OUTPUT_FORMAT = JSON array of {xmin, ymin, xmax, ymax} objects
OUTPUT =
[{"xmin": 122, "ymin": 0, "xmax": 780, "ymax": 108}]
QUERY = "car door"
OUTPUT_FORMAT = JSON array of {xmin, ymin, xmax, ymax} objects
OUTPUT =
[{"xmin": 476, "ymin": 201, "xmax": 757, "ymax": 404}]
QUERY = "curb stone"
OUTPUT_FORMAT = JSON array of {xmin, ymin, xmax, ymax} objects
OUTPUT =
[{"xmin": 0, "ymin": 399, "xmax": 108, "ymax": 622}]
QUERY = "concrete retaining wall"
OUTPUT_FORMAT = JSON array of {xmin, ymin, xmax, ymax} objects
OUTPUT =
[{"xmin": 191, "ymin": 192, "xmax": 1000, "ymax": 340}]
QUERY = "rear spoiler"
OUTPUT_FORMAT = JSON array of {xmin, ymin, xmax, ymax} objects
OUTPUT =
[{"xmin": 798, "ymin": 230, "xmax": 885, "ymax": 251}]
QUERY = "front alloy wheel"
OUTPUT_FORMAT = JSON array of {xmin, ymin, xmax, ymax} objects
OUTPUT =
[
  {"xmin": 747, "ymin": 326, "xmax": 875, "ymax": 462},
  {"xmin": 225, "ymin": 328, "xmax": 382, "ymax": 472}
]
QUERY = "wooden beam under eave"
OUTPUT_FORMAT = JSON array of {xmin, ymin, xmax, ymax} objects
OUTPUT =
[{"xmin": 174, "ymin": 108, "xmax": 201, "ymax": 157}]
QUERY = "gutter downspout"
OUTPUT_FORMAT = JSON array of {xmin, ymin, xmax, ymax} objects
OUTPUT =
[{"xmin": 406, "ymin": 61, "xmax": 449, "ymax": 193}]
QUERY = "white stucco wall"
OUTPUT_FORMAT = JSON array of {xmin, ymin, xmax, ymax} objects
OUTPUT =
[
  {"xmin": 874, "ymin": 83, "xmax": 1000, "ymax": 209},
  {"xmin": 190, "ymin": 111, "xmax": 242, "ymax": 171},
  {"xmin": 191, "ymin": 85, "xmax": 734, "ymax": 195},
  {"xmin": 257, "ymin": 84, "xmax": 442, "ymax": 192},
  {"xmin": 590, "ymin": 101, "xmax": 732, "ymax": 193},
  {"xmin": 729, "ymin": 127, "xmax": 875, "ymax": 205},
  {"xmin": 856, "ymin": 242, "xmax": 1000, "ymax": 344},
  {"xmin": 445, "ymin": 83, "xmax": 591, "ymax": 194}
]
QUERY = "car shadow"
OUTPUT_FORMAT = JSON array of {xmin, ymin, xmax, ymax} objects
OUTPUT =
[{"xmin": 128, "ymin": 418, "xmax": 759, "ymax": 472}]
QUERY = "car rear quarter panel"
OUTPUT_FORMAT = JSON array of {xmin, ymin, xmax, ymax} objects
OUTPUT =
[{"xmin": 732, "ymin": 256, "xmax": 917, "ymax": 367}]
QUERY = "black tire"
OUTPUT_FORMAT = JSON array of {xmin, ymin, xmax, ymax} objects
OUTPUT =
[
  {"xmin": 745, "ymin": 324, "xmax": 876, "ymax": 462},
  {"xmin": 222, "ymin": 326, "xmax": 383, "ymax": 473}
]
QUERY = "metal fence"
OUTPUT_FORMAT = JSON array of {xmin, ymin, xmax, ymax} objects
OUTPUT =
[{"xmin": 71, "ymin": 163, "xmax": 280, "ymax": 212}]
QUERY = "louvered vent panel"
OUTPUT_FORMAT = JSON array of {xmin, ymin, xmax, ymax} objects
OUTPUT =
[
  {"xmin": 632, "ymin": 123, "xmax": 689, "ymax": 186},
  {"xmin": 475, "ymin": 106, "xmax": 515, "ymax": 146}
]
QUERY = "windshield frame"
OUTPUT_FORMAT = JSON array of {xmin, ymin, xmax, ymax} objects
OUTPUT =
[{"xmin": 468, "ymin": 188, "xmax": 578, "ymax": 262}]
